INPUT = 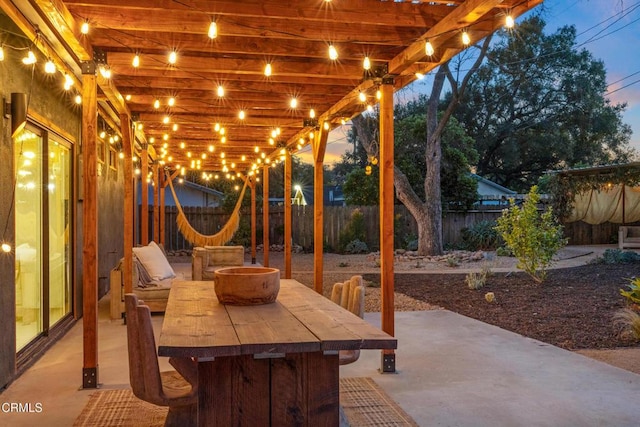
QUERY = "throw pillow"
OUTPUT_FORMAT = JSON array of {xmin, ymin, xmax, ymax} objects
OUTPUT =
[{"xmin": 133, "ymin": 242, "xmax": 176, "ymax": 281}]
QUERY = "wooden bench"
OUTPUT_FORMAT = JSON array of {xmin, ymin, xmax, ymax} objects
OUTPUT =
[{"xmin": 618, "ymin": 226, "xmax": 640, "ymax": 249}]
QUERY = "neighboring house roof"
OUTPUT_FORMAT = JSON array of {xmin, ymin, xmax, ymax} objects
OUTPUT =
[{"xmin": 471, "ymin": 174, "xmax": 517, "ymax": 197}]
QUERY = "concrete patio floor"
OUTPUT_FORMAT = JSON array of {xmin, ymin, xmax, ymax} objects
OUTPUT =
[{"xmin": 2, "ymin": 295, "xmax": 640, "ymax": 426}]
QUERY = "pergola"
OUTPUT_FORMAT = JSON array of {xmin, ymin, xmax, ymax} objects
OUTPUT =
[{"xmin": 3, "ymin": 0, "xmax": 542, "ymax": 387}]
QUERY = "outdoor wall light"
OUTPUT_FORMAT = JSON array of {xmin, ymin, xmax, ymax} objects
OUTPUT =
[{"xmin": 4, "ymin": 92, "xmax": 28, "ymax": 137}]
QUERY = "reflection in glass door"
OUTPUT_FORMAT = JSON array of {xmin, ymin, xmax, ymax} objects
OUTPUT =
[
  {"xmin": 48, "ymin": 138, "xmax": 71, "ymax": 325},
  {"xmin": 14, "ymin": 128, "xmax": 43, "ymax": 351}
]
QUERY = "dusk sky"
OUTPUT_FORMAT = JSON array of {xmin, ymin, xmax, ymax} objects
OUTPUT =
[{"xmin": 300, "ymin": 0, "xmax": 640, "ymax": 165}]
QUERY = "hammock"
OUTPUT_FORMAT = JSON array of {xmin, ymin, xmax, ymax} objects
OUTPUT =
[{"xmin": 166, "ymin": 172, "xmax": 249, "ymax": 247}]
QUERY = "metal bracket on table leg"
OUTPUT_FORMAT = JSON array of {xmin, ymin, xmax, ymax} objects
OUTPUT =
[
  {"xmin": 82, "ymin": 367, "xmax": 99, "ymax": 388},
  {"xmin": 254, "ymin": 352, "xmax": 285, "ymax": 359},
  {"xmin": 380, "ymin": 352, "xmax": 396, "ymax": 373}
]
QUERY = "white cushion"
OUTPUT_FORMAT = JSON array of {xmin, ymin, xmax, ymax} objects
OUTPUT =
[{"xmin": 133, "ymin": 242, "xmax": 175, "ymax": 281}]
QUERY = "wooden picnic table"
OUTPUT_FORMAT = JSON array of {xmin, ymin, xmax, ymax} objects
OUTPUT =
[{"xmin": 158, "ymin": 279, "xmax": 397, "ymax": 426}]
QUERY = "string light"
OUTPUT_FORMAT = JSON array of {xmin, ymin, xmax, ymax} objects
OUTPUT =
[
  {"xmin": 214, "ymin": 123, "xmax": 220, "ymax": 132},
  {"xmin": 22, "ymin": 50, "xmax": 36, "ymax": 65},
  {"xmin": 81, "ymin": 21, "xmax": 89, "ymax": 35},
  {"xmin": 168, "ymin": 97, "xmax": 175, "ymax": 106},
  {"xmin": 2, "ymin": 243, "xmax": 12, "ymax": 253},
  {"xmin": 208, "ymin": 21, "xmax": 218, "ymax": 39},
  {"xmin": 363, "ymin": 56, "xmax": 371, "ymax": 70},
  {"xmin": 328, "ymin": 45, "xmax": 338, "ymax": 60},
  {"xmin": 505, "ymin": 14, "xmax": 515, "ymax": 29},
  {"xmin": 0, "ymin": 46, "xmax": 4, "ymax": 61},
  {"xmin": 154, "ymin": 99, "xmax": 160, "ymax": 109},
  {"xmin": 415, "ymin": 72, "xmax": 425, "ymax": 80},
  {"xmin": 75, "ymin": 95, "xmax": 82, "ymax": 104},
  {"xmin": 461, "ymin": 30, "xmax": 471, "ymax": 46},
  {"xmin": 264, "ymin": 63, "xmax": 272, "ymax": 77},
  {"xmin": 217, "ymin": 85, "xmax": 224, "ymax": 97},
  {"xmin": 126, "ymin": 94, "xmax": 132, "ymax": 101},
  {"xmin": 358, "ymin": 91, "xmax": 366, "ymax": 102},
  {"xmin": 425, "ymin": 40, "xmax": 435, "ymax": 56},
  {"xmin": 290, "ymin": 98, "xmax": 297, "ymax": 108},
  {"xmin": 376, "ymin": 90, "xmax": 382, "ymax": 100},
  {"xmin": 64, "ymin": 74, "xmax": 73, "ymax": 90},
  {"xmin": 309, "ymin": 109, "xmax": 315, "ymax": 118},
  {"xmin": 132, "ymin": 54, "xmax": 140, "ymax": 67},
  {"xmin": 163, "ymin": 115, "xmax": 170, "ymax": 124},
  {"xmin": 168, "ymin": 50, "xmax": 177, "ymax": 64},
  {"xmin": 238, "ymin": 110, "xmax": 246, "ymax": 120},
  {"xmin": 172, "ymin": 123, "xmax": 178, "ymax": 131},
  {"xmin": 44, "ymin": 59, "xmax": 56, "ymax": 73}
]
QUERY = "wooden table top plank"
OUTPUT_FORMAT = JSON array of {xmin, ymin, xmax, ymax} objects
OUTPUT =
[
  {"xmin": 225, "ymin": 302, "xmax": 320, "ymax": 355},
  {"xmin": 279, "ymin": 280, "xmax": 397, "ymax": 350},
  {"xmin": 158, "ymin": 281, "xmax": 241, "ymax": 358},
  {"xmin": 158, "ymin": 279, "xmax": 396, "ymax": 359}
]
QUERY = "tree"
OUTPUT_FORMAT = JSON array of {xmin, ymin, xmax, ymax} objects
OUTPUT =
[
  {"xmin": 340, "ymin": 99, "xmax": 479, "ymax": 209},
  {"xmin": 392, "ymin": 36, "xmax": 493, "ymax": 255},
  {"xmin": 455, "ymin": 16, "xmax": 634, "ymax": 192}
]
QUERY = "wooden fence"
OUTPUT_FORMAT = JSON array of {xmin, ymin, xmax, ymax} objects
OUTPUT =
[{"xmin": 157, "ymin": 205, "xmax": 625, "ymax": 252}]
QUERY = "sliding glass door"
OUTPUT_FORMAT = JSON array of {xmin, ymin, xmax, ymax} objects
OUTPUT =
[{"xmin": 14, "ymin": 126, "xmax": 73, "ymax": 351}]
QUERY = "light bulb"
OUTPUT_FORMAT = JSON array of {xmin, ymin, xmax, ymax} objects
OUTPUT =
[
  {"xmin": 309, "ymin": 109, "xmax": 315, "ymax": 118},
  {"xmin": 0, "ymin": 46, "xmax": 4, "ymax": 61},
  {"xmin": 264, "ymin": 63, "xmax": 272, "ymax": 77},
  {"xmin": 154, "ymin": 99, "xmax": 160, "ymax": 109},
  {"xmin": 328, "ymin": 45, "xmax": 338, "ymax": 60},
  {"xmin": 208, "ymin": 21, "xmax": 217, "ymax": 39},
  {"xmin": 126, "ymin": 94, "xmax": 132, "ymax": 101},
  {"xmin": 64, "ymin": 74, "xmax": 73, "ymax": 90},
  {"xmin": 132, "ymin": 54, "xmax": 140, "ymax": 67},
  {"xmin": 172, "ymin": 123, "xmax": 178, "ymax": 131},
  {"xmin": 505, "ymin": 15, "xmax": 515, "ymax": 29},
  {"xmin": 209, "ymin": 145, "xmax": 214, "ymax": 152},
  {"xmin": 415, "ymin": 72, "xmax": 425, "ymax": 80},
  {"xmin": 462, "ymin": 31, "xmax": 471, "ymax": 46},
  {"xmin": 168, "ymin": 97, "xmax": 175, "ymax": 106},
  {"xmin": 239, "ymin": 110, "xmax": 246, "ymax": 120},
  {"xmin": 75, "ymin": 95, "xmax": 82, "ymax": 104},
  {"xmin": 359, "ymin": 91, "xmax": 366, "ymax": 102},
  {"xmin": 119, "ymin": 152, "xmax": 124, "ymax": 159},
  {"xmin": 81, "ymin": 21, "xmax": 89, "ymax": 34},
  {"xmin": 363, "ymin": 56, "xmax": 371, "ymax": 70},
  {"xmin": 214, "ymin": 123, "xmax": 220, "ymax": 132},
  {"xmin": 44, "ymin": 60, "xmax": 56, "ymax": 74},
  {"xmin": 425, "ymin": 40, "xmax": 434, "ymax": 56},
  {"xmin": 22, "ymin": 50, "xmax": 36, "ymax": 65},
  {"xmin": 163, "ymin": 116, "xmax": 170, "ymax": 124},
  {"xmin": 376, "ymin": 90, "xmax": 382, "ymax": 100},
  {"xmin": 290, "ymin": 98, "xmax": 297, "ymax": 109},
  {"xmin": 1, "ymin": 243, "xmax": 11, "ymax": 253},
  {"xmin": 168, "ymin": 50, "xmax": 177, "ymax": 64},
  {"xmin": 221, "ymin": 136, "xmax": 226, "ymax": 143},
  {"xmin": 217, "ymin": 85, "xmax": 224, "ymax": 97}
]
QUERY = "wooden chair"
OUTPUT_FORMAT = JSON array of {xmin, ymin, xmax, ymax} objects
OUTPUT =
[
  {"xmin": 124, "ymin": 294, "xmax": 198, "ymax": 427},
  {"xmin": 330, "ymin": 276, "xmax": 366, "ymax": 365}
]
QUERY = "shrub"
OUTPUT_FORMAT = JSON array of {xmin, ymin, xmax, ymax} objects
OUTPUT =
[
  {"xmin": 344, "ymin": 239, "xmax": 369, "ymax": 254},
  {"xmin": 602, "ymin": 249, "xmax": 640, "ymax": 264},
  {"xmin": 614, "ymin": 308, "xmax": 640, "ymax": 340},
  {"xmin": 466, "ymin": 271, "xmax": 486, "ymax": 290},
  {"xmin": 620, "ymin": 277, "xmax": 640, "ymax": 305},
  {"xmin": 461, "ymin": 220, "xmax": 502, "ymax": 251},
  {"xmin": 495, "ymin": 246, "xmax": 513, "ymax": 257},
  {"xmin": 495, "ymin": 186, "xmax": 567, "ymax": 283},
  {"xmin": 338, "ymin": 209, "xmax": 367, "ymax": 252}
]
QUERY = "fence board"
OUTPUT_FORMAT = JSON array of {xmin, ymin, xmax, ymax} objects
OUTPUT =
[{"xmin": 155, "ymin": 204, "xmax": 626, "ymax": 252}]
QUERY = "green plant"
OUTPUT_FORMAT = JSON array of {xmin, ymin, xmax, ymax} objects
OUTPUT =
[
  {"xmin": 465, "ymin": 271, "xmax": 487, "ymax": 290},
  {"xmin": 338, "ymin": 209, "xmax": 367, "ymax": 253},
  {"xmin": 620, "ymin": 277, "xmax": 640, "ymax": 305},
  {"xmin": 495, "ymin": 246, "xmax": 513, "ymax": 257},
  {"xmin": 495, "ymin": 186, "xmax": 567, "ymax": 283},
  {"xmin": 344, "ymin": 239, "xmax": 369, "ymax": 254},
  {"xmin": 446, "ymin": 257, "xmax": 459, "ymax": 267},
  {"xmin": 602, "ymin": 249, "xmax": 640, "ymax": 264},
  {"xmin": 613, "ymin": 308, "xmax": 640, "ymax": 340},
  {"xmin": 460, "ymin": 220, "xmax": 502, "ymax": 251}
]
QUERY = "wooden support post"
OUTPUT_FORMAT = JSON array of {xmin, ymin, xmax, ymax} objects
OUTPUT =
[
  {"xmin": 140, "ymin": 144, "xmax": 149, "ymax": 245},
  {"xmin": 250, "ymin": 177, "xmax": 257, "ymax": 264},
  {"xmin": 81, "ymin": 67, "xmax": 99, "ymax": 388},
  {"xmin": 159, "ymin": 171, "xmax": 166, "ymax": 246},
  {"xmin": 379, "ymin": 80, "xmax": 396, "ymax": 373},
  {"xmin": 263, "ymin": 165, "xmax": 270, "ymax": 267},
  {"xmin": 284, "ymin": 150, "xmax": 292, "ymax": 279},
  {"xmin": 120, "ymin": 113, "xmax": 134, "ymax": 296},
  {"xmin": 313, "ymin": 123, "xmax": 329, "ymax": 294},
  {"xmin": 153, "ymin": 163, "xmax": 159, "ymax": 243}
]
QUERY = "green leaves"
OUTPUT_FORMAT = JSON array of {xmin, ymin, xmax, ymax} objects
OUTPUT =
[{"xmin": 495, "ymin": 186, "xmax": 567, "ymax": 283}]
